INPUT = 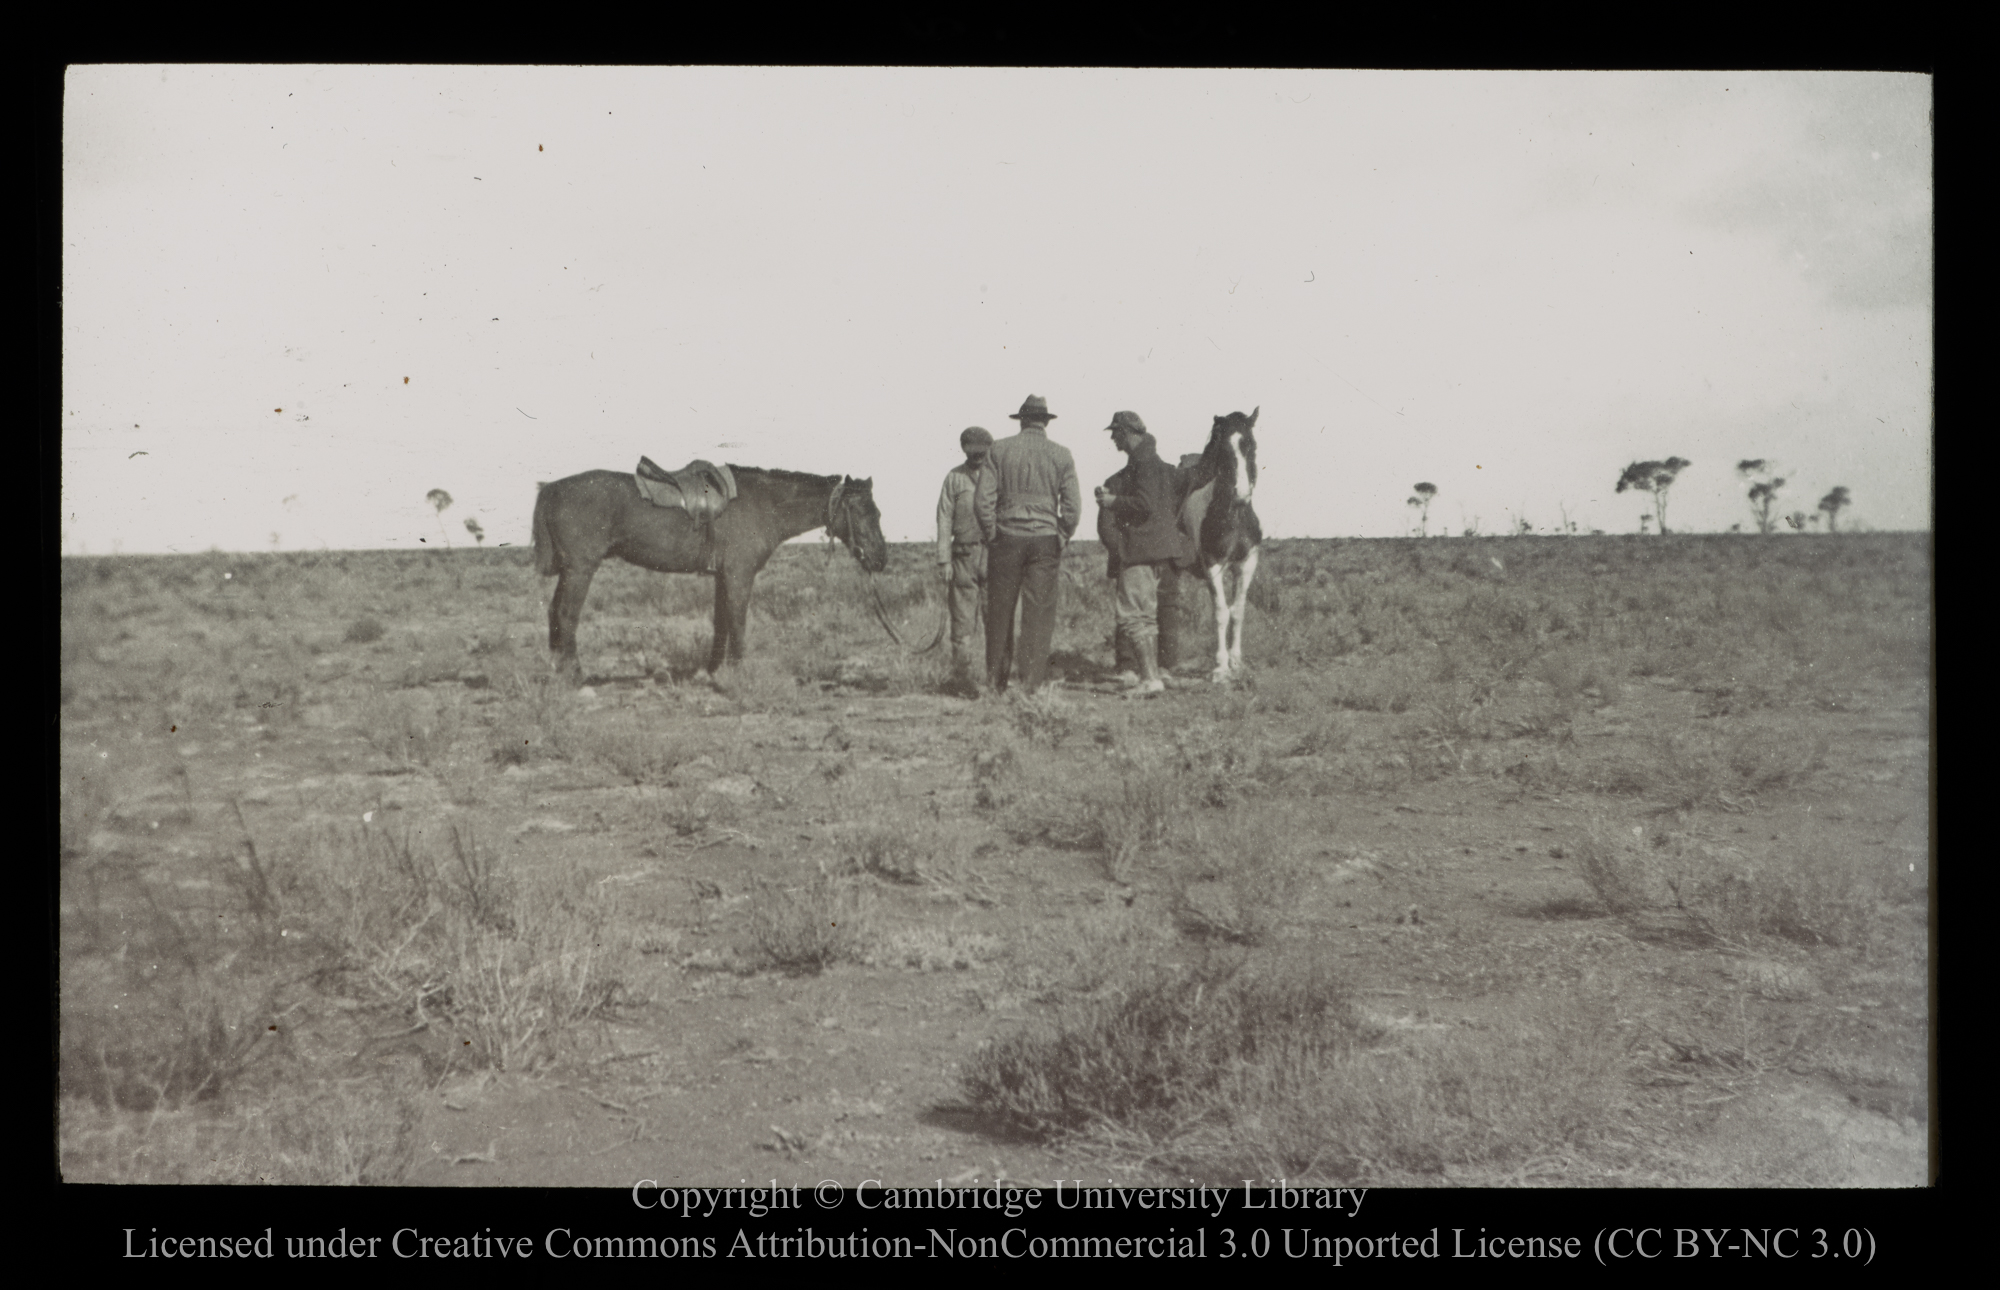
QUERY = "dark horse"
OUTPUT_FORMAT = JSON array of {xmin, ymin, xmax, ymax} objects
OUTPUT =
[
  {"xmin": 1179, "ymin": 408, "xmax": 1263, "ymax": 681},
  {"xmin": 531, "ymin": 467, "xmax": 889, "ymax": 677}
]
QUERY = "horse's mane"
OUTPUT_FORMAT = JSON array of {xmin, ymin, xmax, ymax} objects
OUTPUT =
[{"xmin": 724, "ymin": 465, "xmax": 849, "ymax": 488}]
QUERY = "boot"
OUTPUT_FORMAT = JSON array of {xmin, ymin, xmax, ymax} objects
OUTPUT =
[
  {"xmin": 1113, "ymin": 627, "xmax": 1140, "ymax": 688},
  {"xmin": 1136, "ymin": 636, "xmax": 1165, "ymax": 694},
  {"xmin": 1157, "ymin": 573, "xmax": 1182, "ymax": 674}
]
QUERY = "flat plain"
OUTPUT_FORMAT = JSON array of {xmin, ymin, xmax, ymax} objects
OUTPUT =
[{"xmin": 56, "ymin": 531, "xmax": 1931, "ymax": 1186}]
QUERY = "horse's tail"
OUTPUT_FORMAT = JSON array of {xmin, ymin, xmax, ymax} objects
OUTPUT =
[{"xmin": 531, "ymin": 480, "xmax": 559, "ymax": 576}]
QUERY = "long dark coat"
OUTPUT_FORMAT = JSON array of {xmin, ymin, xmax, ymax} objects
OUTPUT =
[{"xmin": 1097, "ymin": 435, "xmax": 1192, "ymax": 574}]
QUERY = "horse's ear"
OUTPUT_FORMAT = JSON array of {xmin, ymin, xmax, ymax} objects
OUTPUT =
[{"xmin": 1249, "ymin": 407, "xmax": 1260, "ymax": 426}]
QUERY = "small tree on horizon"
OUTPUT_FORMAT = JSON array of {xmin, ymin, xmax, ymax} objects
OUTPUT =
[
  {"xmin": 1818, "ymin": 486, "xmax": 1852, "ymax": 533},
  {"xmin": 1615, "ymin": 457, "xmax": 1692, "ymax": 534},
  {"xmin": 1736, "ymin": 459, "xmax": 1787, "ymax": 534},
  {"xmin": 1407, "ymin": 482, "xmax": 1437, "ymax": 537},
  {"xmin": 426, "ymin": 488, "xmax": 455, "ymax": 548}
]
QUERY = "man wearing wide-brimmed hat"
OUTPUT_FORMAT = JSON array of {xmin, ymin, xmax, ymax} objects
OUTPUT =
[
  {"xmin": 936, "ymin": 425, "xmax": 994, "ymax": 686},
  {"xmin": 1095, "ymin": 410, "xmax": 1190, "ymax": 694},
  {"xmin": 975, "ymin": 395, "xmax": 1082, "ymax": 694}
]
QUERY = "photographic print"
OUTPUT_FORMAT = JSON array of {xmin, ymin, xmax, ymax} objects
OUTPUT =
[{"xmin": 60, "ymin": 67, "xmax": 1931, "ymax": 1194}]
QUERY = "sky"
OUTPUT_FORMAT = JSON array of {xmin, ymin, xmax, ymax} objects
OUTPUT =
[{"xmin": 62, "ymin": 67, "xmax": 1931, "ymax": 554}]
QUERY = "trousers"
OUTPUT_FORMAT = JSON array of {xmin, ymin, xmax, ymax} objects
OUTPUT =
[
  {"xmin": 1112, "ymin": 562, "xmax": 1183, "ymax": 671},
  {"xmin": 985, "ymin": 533, "xmax": 1062, "ymax": 692},
  {"xmin": 948, "ymin": 544, "xmax": 987, "ymax": 666}
]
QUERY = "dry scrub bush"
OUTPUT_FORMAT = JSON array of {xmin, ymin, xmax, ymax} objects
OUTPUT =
[
  {"xmin": 1648, "ymin": 728, "xmax": 1829, "ymax": 811},
  {"xmin": 1575, "ymin": 821, "xmax": 1881, "ymax": 948},
  {"xmin": 1169, "ymin": 987, "xmax": 1623, "ymax": 1182},
  {"xmin": 748, "ymin": 873, "xmax": 876, "ymax": 973},
  {"xmin": 1172, "ymin": 719, "xmax": 1271, "ymax": 807},
  {"xmin": 1012, "ymin": 686, "xmax": 1082, "ymax": 747},
  {"xmin": 344, "ymin": 616, "xmax": 387, "ymax": 644},
  {"xmin": 359, "ymin": 689, "xmax": 466, "ymax": 768},
  {"xmin": 965, "ymin": 941, "xmax": 1623, "ymax": 1181},
  {"xmin": 60, "ymin": 973, "xmax": 281, "ymax": 1112},
  {"xmin": 1000, "ymin": 905, "xmax": 1170, "ymax": 1003},
  {"xmin": 639, "ymin": 786, "xmax": 745, "ymax": 840},
  {"xmin": 585, "ymin": 724, "xmax": 699, "ymax": 785},
  {"xmin": 1077, "ymin": 753, "xmax": 1188, "ymax": 883},
  {"xmin": 879, "ymin": 925, "xmax": 1006, "ymax": 972},
  {"xmin": 1005, "ymin": 747, "xmax": 1189, "ymax": 881},
  {"xmin": 488, "ymin": 669, "xmax": 583, "ymax": 764},
  {"xmin": 960, "ymin": 947, "xmax": 1362, "ymax": 1143},
  {"xmin": 831, "ymin": 804, "xmax": 972, "ymax": 885},
  {"xmin": 1169, "ymin": 809, "xmax": 1318, "ymax": 946}
]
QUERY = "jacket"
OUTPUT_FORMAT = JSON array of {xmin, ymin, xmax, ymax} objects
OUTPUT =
[
  {"xmin": 1096, "ymin": 433, "xmax": 1192, "ymax": 571},
  {"xmin": 975, "ymin": 426, "xmax": 1082, "ymax": 543},
  {"xmin": 936, "ymin": 460, "xmax": 985, "ymax": 563}
]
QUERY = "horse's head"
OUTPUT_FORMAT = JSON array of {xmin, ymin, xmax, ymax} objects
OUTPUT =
[
  {"xmin": 830, "ymin": 475, "xmax": 890, "ymax": 573},
  {"xmin": 1207, "ymin": 407, "xmax": 1259, "ymax": 501}
]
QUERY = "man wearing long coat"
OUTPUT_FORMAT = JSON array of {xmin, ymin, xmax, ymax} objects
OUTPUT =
[{"xmin": 1095, "ymin": 411, "xmax": 1190, "ymax": 693}]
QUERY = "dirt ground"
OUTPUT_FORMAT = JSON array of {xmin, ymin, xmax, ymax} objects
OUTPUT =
[{"xmin": 56, "ymin": 537, "xmax": 1933, "ymax": 1188}]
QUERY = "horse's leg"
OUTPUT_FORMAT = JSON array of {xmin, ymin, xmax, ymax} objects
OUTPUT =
[
  {"xmin": 1227, "ymin": 546, "xmax": 1259, "ymax": 674},
  {"xmin": 725, "ymin": 569, "xmax": 756, "ymax": 666},
  {"xmin": 708, "ymin": 567, "xmax": 757, "ymax": 672},
  {"xmin": 707, "ymin": 575, "xmax": 732, "ymax": 673},
  {"xmin": 548, "ymin": 562, "xmax": 599, "ymax": 683},
  {"xmin": 1207, "ymin": 563, "xmax": 1232, "ymax": 682}
]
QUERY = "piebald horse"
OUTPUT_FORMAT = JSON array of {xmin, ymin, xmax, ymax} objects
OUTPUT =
[{"xmin": 1180, "ymin": 409, "xmax": 1263, "ymax": 682}]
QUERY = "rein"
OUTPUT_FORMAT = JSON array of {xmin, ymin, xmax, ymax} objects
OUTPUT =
[
  {"xmin": 821, "ymin": 473, "xmax": 944, "ymax": 653},
  {"xmin": 865, "ymin": 575, "xmax": 947, "ymax": 654}
]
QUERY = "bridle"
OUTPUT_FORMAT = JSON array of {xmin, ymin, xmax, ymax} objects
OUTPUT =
[
  {"xmin": 826, "ymin": 476, "xmax": 849, "ymax": 542},
  {"xmin": 822, "ymin": 474, "xmax": 945, "ymax": 654}
]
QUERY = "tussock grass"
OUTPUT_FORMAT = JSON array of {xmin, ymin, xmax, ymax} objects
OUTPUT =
[
  {"xmin": 487, "ymin": 669, "xmax": 582, "ymax": 763},
  {"xmin": 344, "ymin": 615, "xmax": 387, "ymax": 644},
  {"xmin": 60, "ymin": 972, "xmax": 281, "ymax": 1111},
  {"xmin": 748, "ymin": 872, "xmax": 876, "ymax": 973},
  {"xmin": 584, "ymin": 723, "xmax": 700, "ymax": 785},
  {"xmin": 714, "ymin": 656, "xmax": 805, "ymax": 714},
  {"xmin": 880, "ymin": 926, "xmax": 1006, "ymax": 972},
  {"xmin": 1648, "ymin": 728, "xmax": 1830, "ymax": 811},
  {"xmin": 60, "ymin": 1082, "xmax": 423, "ymax": 1185},
  {"xmin": 1011, "ymin": 686, "xmax": 1082, "ymax": 747},
  {"xmin": 306, "ymin": 822, "xmax": 628, "ymax": 1071},
  {"xmin": 358, "ymin": 689, "xmax": 466, "ymax": 767},
  {"xmin": 831, "ymin": 805, "xmax": 972, "ymax": 884},
  {"xmin": 1000, "ymin": 905, "xmax": 1170, "ymax": 1002},
  {"xmin": 1575, "ymin": 820, "xmax": 1884, "ymax": 948},
  {"xmin": 1169, "ymin": 810, "xmax": 1317, "ymax": 946}
]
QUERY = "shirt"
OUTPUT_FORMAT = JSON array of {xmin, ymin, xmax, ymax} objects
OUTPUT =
[
  {"xmin": 975, "ymin": 426, "xmax": 1082, "ymax": 542},
  {"xmin": 936, "ymin": 459, "xmax": 985, "ymax": 563}
]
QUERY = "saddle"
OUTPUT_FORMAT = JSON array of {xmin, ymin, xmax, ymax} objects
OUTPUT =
[
  {"xmin": 1175, "ymin": 453, "xmax": 1211, "ymax": 571},
  {"xmin": 635, "ymin": 456, "xmax": 737, "ymax": 524}
]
